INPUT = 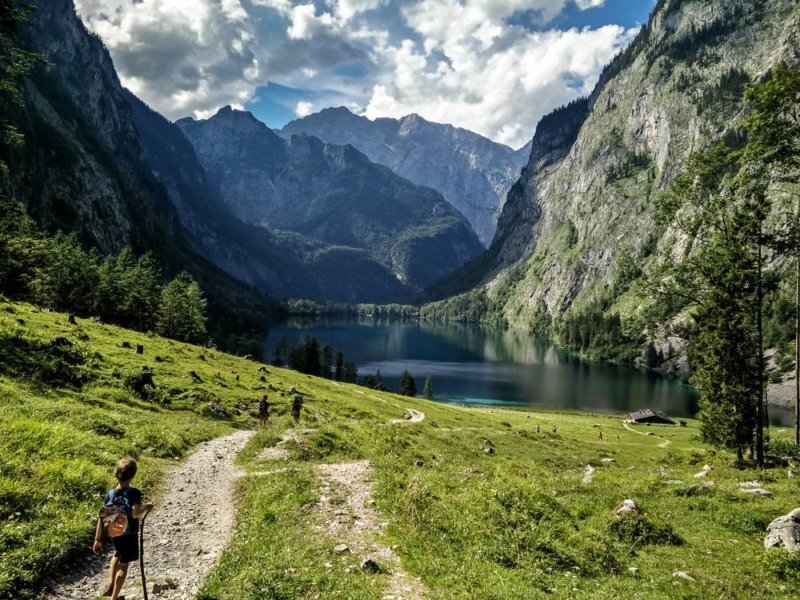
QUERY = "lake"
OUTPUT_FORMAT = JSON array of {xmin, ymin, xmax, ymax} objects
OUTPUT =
[{"xmin": 265, "ymin": 317, "xmax": 793, "ymax": 424}]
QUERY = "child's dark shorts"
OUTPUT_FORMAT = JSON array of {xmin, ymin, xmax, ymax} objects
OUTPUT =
[{"xmin": 112, "ymin": 534, "xmax": 139, "ymax": 564}]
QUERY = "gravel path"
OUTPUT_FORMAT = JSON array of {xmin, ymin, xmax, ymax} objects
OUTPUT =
[
  {"xmin": 391, "ymin": 409, "xmax": 425, "ymax": 424},
  {"xmin": 316, "ymin": 461, "xmax": 427, "ymax": 600},
  {"xmin": 621, "ymin": 421, "xmax": 672, "ymax": 448},
  {"xmin": 43, "ymin": 430, "xmax": 254, "ymax": 600}
]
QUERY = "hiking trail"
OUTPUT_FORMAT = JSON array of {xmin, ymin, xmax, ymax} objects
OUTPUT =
[
  {"xmin": 315, "ymin": 460, "xmax": 427, "ymax": 600},
  {"xmin": 43, "ymin": 430, "xmax": 254, "ymax": 600},
  {"xmin": 621, "ymin": 420, "xmax": 672, "ymax": 448},
  {"xmin": 391, "ymin": 408, "xmax": 425, "ymax": 424}
]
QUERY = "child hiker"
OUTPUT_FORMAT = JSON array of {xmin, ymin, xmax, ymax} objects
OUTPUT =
[
  {"xmin": 259, "ymin": 394, "xmax": 270, "ymax": 428},
  {"xmin": 291, "ymin": 393, "xmax": 303, "ymax": 425},
  {"xmin": 94, "ymin": 458, "xmax": 153, "ymax": 599}
]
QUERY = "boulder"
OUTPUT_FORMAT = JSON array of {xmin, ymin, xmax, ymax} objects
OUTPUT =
[
  {"xmin": 333, "ymin": 543, "xmax": 350, "ymax": 554},
  {"xmin": 765, "ymin": 509, "xmax": 800, "ymax": 550},
  {"xmin": 582, "ymin": 465, "xmax": 596, "ymax": 485},
  {"xmin": 694, "ymin": 464, "xmax": 712, "ymax": 478},
  {"xmin": 741, "ymin": 488, "xmax": 773, "ymax": 497},
  {"xmin": 673, "ymin": 571, "xmax": 695, "ymax": 582},
  {"xmin": 615, "ymin": 499, "xmax": 638, "ymax": 517}
]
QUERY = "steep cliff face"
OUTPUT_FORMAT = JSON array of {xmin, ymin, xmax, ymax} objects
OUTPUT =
[
  {"xmin": 179, "ymin": 108, "xmax": 484, "ymax": 290},
  {"xmin": 3, "ymin": 0, "xmax": 177, "ymax": 256},
  {"xmin": 474, "ymin": 0, "xmax": 800, "ymax": 327},
  {"xmin": 281, "ymin": 107, "xmax": 528, "ymax": 246}
]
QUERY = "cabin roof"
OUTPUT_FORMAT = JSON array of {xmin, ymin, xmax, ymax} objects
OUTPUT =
[{"xmin": 628, "ymin": 409, "xmax": 676, "ymax": 424}]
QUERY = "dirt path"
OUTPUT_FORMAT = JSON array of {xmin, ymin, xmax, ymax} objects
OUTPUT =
[
  {"xmin": 391, "ymin": 408, "xmax": 425, "ymax": 424},
  {"xmin": 257, "ymin": 428, "xmax": 317, "ymax": 460},
  {"xmin": 621, "ymin": 421, "xmax": 672, "ymax": 448},
  {"xmin": 43, "ymin": 430, "xmax": 254, "ymax": 600},
  {"xmin": 315, "ymin": 461, "xmax": 427, "ymax": 600}
]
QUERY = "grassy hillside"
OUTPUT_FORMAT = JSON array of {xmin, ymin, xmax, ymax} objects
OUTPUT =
[{"xmin": 1, "ymin": 301, "xmax": 799, "ymax": 599}]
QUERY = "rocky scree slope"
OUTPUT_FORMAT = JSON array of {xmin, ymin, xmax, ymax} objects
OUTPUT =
[
  {"xmin": 178, "ymin": 108, "xmax": 484, "ymax": 291},
  {"xmin": 442, "ymin": 0, "xmax": 800, "ymax": 328},
  {"xmin": 281, "ymin": 106, "xmax": 530, "ymax": 246}
]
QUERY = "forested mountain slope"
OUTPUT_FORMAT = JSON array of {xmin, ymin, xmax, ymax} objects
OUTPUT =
[
  {"xmin": 281, "ymin": 106, "xmax": 529, "ymax": 245},
  {"xmin": 431, "ymin": 0, "xmax": 800, "ymax": 332},
  {"xmin": 179, "ymin": 108, "xmax": 484, "ymax": 291}
]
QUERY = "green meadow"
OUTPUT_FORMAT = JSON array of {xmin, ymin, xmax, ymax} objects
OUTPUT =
[{"xmin": 1, "ymin": 300, "xmax": 798, "ymax": 599}]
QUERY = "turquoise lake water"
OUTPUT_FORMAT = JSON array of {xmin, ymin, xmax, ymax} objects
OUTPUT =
[{"xmin": 265, "ymin": 317, "xmax": 713, "ymax": 419}]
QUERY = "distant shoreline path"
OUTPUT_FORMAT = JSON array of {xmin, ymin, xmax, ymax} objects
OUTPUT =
[{"xmin": 43, "ymin": 430, "xmax": 254, "ymax": 600}]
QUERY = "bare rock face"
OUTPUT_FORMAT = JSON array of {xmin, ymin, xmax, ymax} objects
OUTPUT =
[
  {"xmin": 449, "ymin": 0, "xmax": 800, "ymax": 328},
  {"xmin": 178, "ymin": 108, "xmax": 484, "ymax": 294},
  {"xmin": 281, "ymin": 107, "xmax": 530, "ymax": 246},
  {"xmin": 765, "ymin": 509, "xmax": 800, "ymax": 550}
]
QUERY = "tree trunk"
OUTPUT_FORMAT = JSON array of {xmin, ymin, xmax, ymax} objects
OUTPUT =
[
  {"xmin": 796, "ymin": 253, "xmax": 800, "ymax": 446},
  {"xmin": 756, "ymin": 236, "xmax": 765, "ymax": 467}
]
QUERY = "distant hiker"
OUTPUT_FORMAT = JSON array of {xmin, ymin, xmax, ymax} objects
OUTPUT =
[
  {"xmin": 291, "ymin": 393, "xmax": 303, "ymax": 424},
  {"xmin": 94, "ymin": 458, "xmax": 153, "ymax": 600},
  {"xmin": 259, "ymin": 394, "xmax": 270, "ymax": 427},
  {"xmin": 599, "ymin": 431, "xmax": 604, "ymax": 443},
  {"xmin": 552, "ymin": 425, "xmax": 557, "ymax": 433},
  {"xmin": 536, "ymin": 424, "xmax": 540, "ymax": 434}
]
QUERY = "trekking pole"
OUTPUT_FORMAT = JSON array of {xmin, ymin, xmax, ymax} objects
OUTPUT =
[{"xmin": 139, "ymin": 513, "xmax": 149, "ymax": 600}]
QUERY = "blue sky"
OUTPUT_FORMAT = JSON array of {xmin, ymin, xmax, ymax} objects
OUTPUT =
[{"xmin": 76, "ymin": 0, "xmax": 659, "ymax": 146}]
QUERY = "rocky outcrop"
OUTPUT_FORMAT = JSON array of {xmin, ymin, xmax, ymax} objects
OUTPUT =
[
  {"xmin": 178, "ymin": 108, "xmax": 484, "ymax": 291},
  {"xmin": 281, "ymin": 107, "xmax": 529, "ymax": 245},
  {"xmin": 452, "ymin": 0, "xmax": 800, "ymax": 327},
  {"xmin": 765, "ymin": 509, "xmax": 800, "ymax": 550}
]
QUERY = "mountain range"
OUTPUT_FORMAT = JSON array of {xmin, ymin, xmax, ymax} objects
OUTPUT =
[
  {"xmin": 429, "ymin": 0, "xmax": 800, "ymax": 331},
  {"xmin": 282, "ymin": 107, "xmax": 530, "ymax": 246},
  {"xmin": 2, "ymin": 0, "xmax": 485, "ymax": 307},
  {"xmin": 177, "ymin": 108, "xmax": 483, "ymax": 291}
]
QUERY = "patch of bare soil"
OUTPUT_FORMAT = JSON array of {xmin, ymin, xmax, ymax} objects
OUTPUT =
[{"xmin": 315, "ymin": 461, "xmax": 427, "ymax": 600}]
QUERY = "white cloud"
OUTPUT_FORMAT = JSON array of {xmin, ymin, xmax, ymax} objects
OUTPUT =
[
  {"xmin": 287, "ymin": 4, "xmax": 336, "ymax": 40},
  {"xmin": 295, "ymin": 100, "xmax": 314, "ymax": 116},
  {"xmin": 575, "ymin": 0, "xmax": 606, "ymax": 9},
  {"xmin": 335, "ymin": 0, "xmax": 383, "ymax": 21},
  {"xmin": 364, "ymin": 0, "xmax": 636, "ymax": 146},
  {"xmin": 76, "ymin": 0, "xmax": 639, "ymax": 146},
  {"xmin": 74, "ymin": 0, "xmax": 261, "ymax": 120}
]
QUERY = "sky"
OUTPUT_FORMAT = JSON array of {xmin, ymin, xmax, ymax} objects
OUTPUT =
[{"xmin": 74, "ymin": 0, "xmax": 655, "ymax": 148}]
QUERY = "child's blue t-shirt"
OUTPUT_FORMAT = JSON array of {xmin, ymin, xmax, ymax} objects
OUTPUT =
[{"xmin": 104, "ymin": 487, "xmax": 143, "ymax": 534}]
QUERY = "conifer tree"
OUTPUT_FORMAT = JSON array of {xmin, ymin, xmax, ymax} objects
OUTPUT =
[
  {"xmin": 334, "ymin": 351, "xmax": 345, "ymax": 381},
  {"xmin": 652, "ymin": 145, "xmax": 767, "ymax": 463},
  {"xmin": 744, "ymin": 65, "xmax": 800, "ymax": 445},
  {"xmin": 321, "ymin": 344, "xmax": 334, "ymax": 379},
  {"xmin": 398, "ymin": 370, "xmax": 417, "ymax": 396},
  {"xmin": 157, "ymin": 272, "xmax": 207, "ymax": 343},
  {"xmin": 423, "ymin": 375, "xmax": 433, "ymax": 400}
]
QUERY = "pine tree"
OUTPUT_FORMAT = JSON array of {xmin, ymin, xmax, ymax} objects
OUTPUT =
[
  {"xmin": 334, "ymin": 351, "xmax": 344, "ymax": 381},
  {"xmin": 272, "ymin": 335, "xmax": 288, "ymax": 367},
  {"xmin": 343, "ymin": 361, "xmax": 358, "ymax": 383},
  {"xmin": 157, "ymin": 272, "xmax": 207, "ymax": 343},
  {"xmin": 744, "ymin": 65, "xmax": 800, "ymax": 445},
  {"xmin": 321, "ymin": 344, "xmax": 334, "ymax": 379},
  {"xmin": 423, "ymin": 375, "xmax": 433, "ymax": 400},
  {"xmin": 305, "ymin": 337, "xmax": 321, "ymax": 376},
  {"xmin": 650, "ymin": 144, "xmax": 772, "ymax": 463},
  {"xmin": 398, "ymin": 370, "xmax": 417, "ymax": 396}
]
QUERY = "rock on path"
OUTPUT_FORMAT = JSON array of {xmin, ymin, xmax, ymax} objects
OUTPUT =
[
  {"xmin": 315, "ymin": 461, "xmax": 427, "ymax": 600},
  {"xmin": 43, "ymin": 430, "xmax": 254, "ymax": 600}
]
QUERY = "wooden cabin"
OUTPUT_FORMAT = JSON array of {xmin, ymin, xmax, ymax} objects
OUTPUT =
[{"xmin": 628, "ymin": 409, "xmax": 676, "ymax": 425}]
